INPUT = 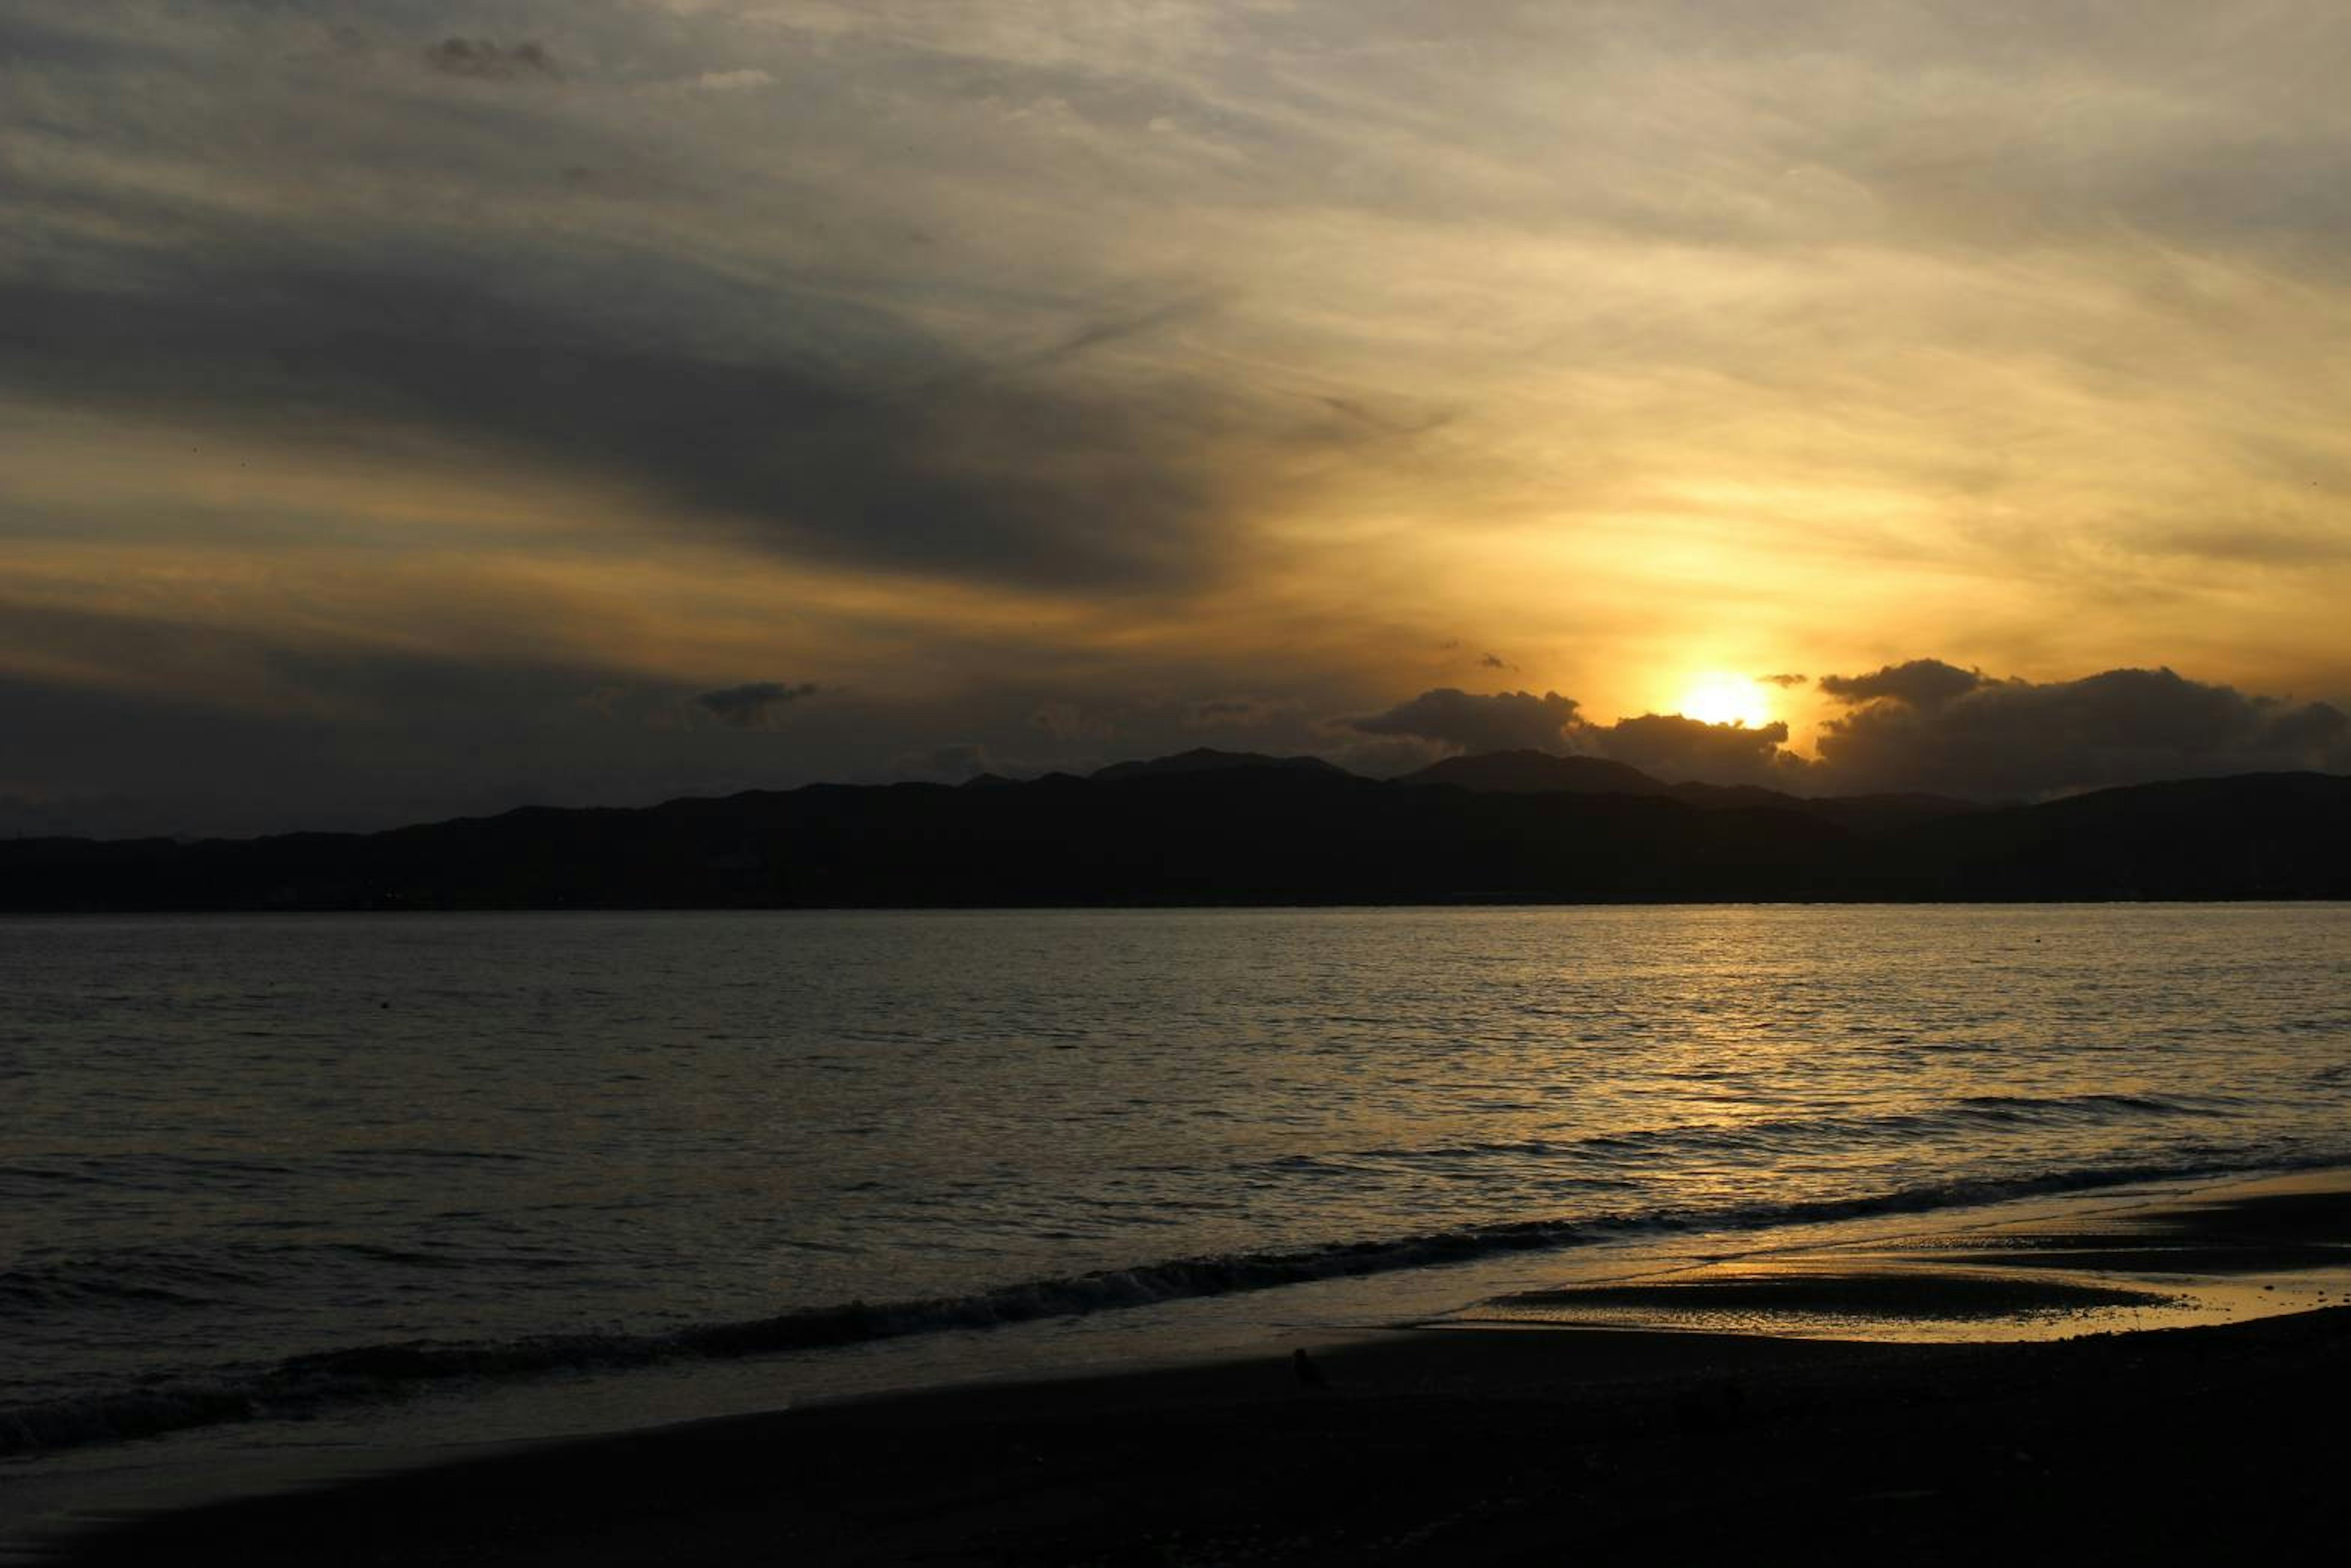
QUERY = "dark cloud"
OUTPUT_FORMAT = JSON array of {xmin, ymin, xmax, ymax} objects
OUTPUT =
[
  {"xmin": 0, "ymin": 634, "xmax": 768, "ymax": 838},
  {"xmin": 1587, "ymin": 714, "xmax": 1805, "ymax": 788},
  {"xmin": 1185, "ymin": 697, "xmax": 1289, "ymax": 728},
  {"xmin": 1351, "ymin": 685, "xmax": 1804, "ymax": 784},
  {"xmin": 1314, "ymin": 394, "xmax": 1453, "ymax": 437},
  {"xmin": 1818, "ymin": 659, "xmax": 1987, "ymax": 709},
  {"xmin": 1003, "ymin": 295, "xmax": 1221, "ymax": 375},
  {"xmin": 1478, "ymin": 652, "xmax": 1512, "ymax": 670},
  {"xmin": 0, "ymin": 257, "xmax": 1246, "ymax": 591},
  {"xmin": 1813, "ymin": 665, "xmax": 2351, "ymax": 797},
  {"xmin": 696, "ymin": 681, "xmax": 818, "ymax": 729},
  {"xmin": 1353, "ymin": 688, "xmax": 1581, "ymax": 753},
  {"xmin": 1347, "ymin": 662, "xmax": 2351, "ymax": 800},
  {"xmin": 1760, "ymin": 672, "xmax": 1809, "ymax": 688},
  {"xmin": 423, "ymin": 39, "xmax": 558, "ymax": 82},
  {"xmin": 1029, "ymin": 701, "xmax": 1119, "ymax": 743},
  {"xmin": 2147, "ymin": 523, "xmax": 2351, "ymax": 566}
]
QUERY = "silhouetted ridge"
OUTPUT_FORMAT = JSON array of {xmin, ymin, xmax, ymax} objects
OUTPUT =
[
  {"xmin": 1, "ymin": 763, "xmax": 2343, "ymax": 909},
  {"xmin": 1879, "ymin": 771, "xmax": 2351, "ymax": 900},
  {"xmin": 1397, "ymin": 750, "xmax": 1668, "ymax": 796},
  {"xmin": 1394, "ymin": 752, "xmax": 1979, "ymax": 835},
  {"xmin": 1663, "ymin": 781, "xmax": 1986, "ymax": 833}
]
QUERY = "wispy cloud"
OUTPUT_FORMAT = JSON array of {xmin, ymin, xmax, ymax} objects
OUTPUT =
[
  {"xmin": 5, "ymin": 2, "xmax": 2349, "ymax": 830},
  {"xmin": 422, "ymin": 38, "xmax": 558, "ymax": 82},
  {"xmin": 696, "ymin": 680, "xmax": 819, "ymax": 729}
]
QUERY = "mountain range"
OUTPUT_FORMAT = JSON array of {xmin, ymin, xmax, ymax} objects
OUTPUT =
[{"xmin": 4, "ymin": 750, "xmax": 2345, "ymax": 910}]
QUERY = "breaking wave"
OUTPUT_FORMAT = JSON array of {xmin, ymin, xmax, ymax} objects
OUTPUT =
[{"xmin": 3, "ymin": 1148, "xmax": 2324, "ymax": 1459}]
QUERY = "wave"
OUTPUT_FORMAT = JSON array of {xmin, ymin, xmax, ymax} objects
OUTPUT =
[
  {"xmin": 1947, "ymin": 1090, "xmax": 2237, "ymax": 1123},
  {"xmin": 5, "ymin": 1147, "xmax": 2334, "ymax": 1460},
  {"xmin": 0, "ymin": 1149, "xmax": 536, "ymax": 1204},
  {"xmin": 0, "ymin": 1254, "xmax": 266, "ymax": 1313},
  {"xmin": 1321, "ymin": 1090, "xmax": 2244, "ymax": 1171}
]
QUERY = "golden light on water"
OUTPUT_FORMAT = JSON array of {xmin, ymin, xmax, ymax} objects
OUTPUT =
[{"xmin": 1674, "ymin": 675, "xmax": 1775, "ymax": 731}]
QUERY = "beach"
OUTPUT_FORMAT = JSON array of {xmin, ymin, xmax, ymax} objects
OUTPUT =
[
  {"xmin": 18, "ymin": 1, "xmax": 2351, "ymax": 1557},
  {"xmin": 38, "ymin": 1171, "xmax": 2351, "ymax": 1565}
]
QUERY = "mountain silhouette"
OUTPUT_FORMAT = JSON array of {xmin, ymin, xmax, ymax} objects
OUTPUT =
[
  {"xmin": 3, "ymin": 755, "xmax": 2344, "ymax": 910},
  {"xmin": 1396, "ymin": 752, "xmax": 1979, "ymax": 835},
  {"xmin": 1397, "ymin": 750, "xmax": 1669, "ymax": 796},
  {"xmin": 1660, "ymin": 781, "xmax": 1985, "ymax": 833}
]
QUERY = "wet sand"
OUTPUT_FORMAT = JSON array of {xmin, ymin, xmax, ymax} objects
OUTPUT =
[
  {"xmin": 40, "ymin": 1173, "xmax": 2351, "ymax": 1565},
  {"xmin": 1462, "ymin": 1167, "xmax": 2351, "ymax": 1340}
]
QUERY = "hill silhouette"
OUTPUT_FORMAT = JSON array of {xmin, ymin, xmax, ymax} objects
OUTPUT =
[
  {"xmin": 2, "ymin": 756, "xmax": 2344, "ymax": 910},
  {"xmin": 1400, "ymin": 749, "xmax": 1981, "ymax": 835},
  {"xmin": 1397, "ymin": 749, "xmax": 1668, "ymax": 797}
]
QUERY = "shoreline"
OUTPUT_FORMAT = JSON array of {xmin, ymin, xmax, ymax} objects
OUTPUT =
[
  {"xmin": 36, "ymin": 1309, "xmax": 2351, "ymax": 1565},
  {"xmin": 32, "ymin": 1169, "xmax": 2351, "ymax": 1564}
]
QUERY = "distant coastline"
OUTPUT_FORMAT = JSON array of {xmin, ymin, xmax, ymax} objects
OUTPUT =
[{"xmin": 4, "ymin": 751, "xmax": 2346, "ymax": 911}]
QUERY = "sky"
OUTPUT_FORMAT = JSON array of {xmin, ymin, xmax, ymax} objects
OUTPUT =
[{"xmin": 6, "ymin": 1, "xmax": 2351, "ymax": 836}]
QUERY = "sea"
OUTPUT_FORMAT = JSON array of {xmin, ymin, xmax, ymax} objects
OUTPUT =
[{"xmin": 4, "ymin": 904, "xmax": 2348, "ymax": 1545}]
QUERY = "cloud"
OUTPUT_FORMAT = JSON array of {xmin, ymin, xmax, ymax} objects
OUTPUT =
[
  {"xmin": 9, "ymin": 1, "xmax": 2351, "ymax": 838},
  {"xmin": 1354, "ymin": 688, "xmax": 1581, "ymax": 754},
  {"xmin": 1478, "ymin": 652, "xmax": 1512, "ymax": 670},
  {"xmin": 1586, "ymin": 714, "xmax": 1806, "ymax": 788},
  {"xmin": 422, "ymin": 39, "xmax": 558, "ymax": 82},
  {"xmin": 1187, "ymin": 697, "xmax": 1273, "ymax": 726},
  {"xmin": 696, "ymin": 69, "xmax": 774, "ymax": 93},
  {"xmin": 1031, "ymin": 701, "xmax": 1106, "ymax": 741},
  {"xmin": 1348, "ymin": 661, "xmax": 2350, "ymax": 800},
  {"xmin": 1352, "ymin": 686, "xmax": 1809, "ymax": 786},
  {"xmin": 1760, "ymin": 672, "xmax": 1809, "ymax": 688},
  {"xmin": 1351, "ymin": 686, "xmax": 1808, "ymax": 786},
  {"xmin": 0, "ymin": 631, "xmax": 809, "ymax": 837},
  {"xmin": 1818, "ymin": 659, "xmax": 1988, "ymax": 710},
  {"xmin": 1813, "ymin": 664, "xmax": 2351, "ymax": 797},
  {"xmin": 0, "ymin": 257, "xmax": 1261, "ymax": 593},
  {"xmin": 696, "ymin": 681, "xmax": 818, "ymax": 729}
]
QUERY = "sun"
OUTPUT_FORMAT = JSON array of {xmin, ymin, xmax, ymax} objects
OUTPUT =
[{"xmin": 1676, "ymin": 673, "xmax": 1775, "ymax": 729}]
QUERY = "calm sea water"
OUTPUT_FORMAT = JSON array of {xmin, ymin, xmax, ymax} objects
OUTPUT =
[{"xmin": 4, "ymin": 905, "xmax": 2349, "ymax": 1464}]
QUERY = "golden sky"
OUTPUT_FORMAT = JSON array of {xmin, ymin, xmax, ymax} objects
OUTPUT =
[{"xmin": 4, "ymin": 2, "xmax": 2349, "ymax": 833}]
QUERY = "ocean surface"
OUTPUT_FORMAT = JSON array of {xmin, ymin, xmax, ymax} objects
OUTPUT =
[{"xmin": 4, "ymin": 904, "xmax": 2349, "ymax": 1529}]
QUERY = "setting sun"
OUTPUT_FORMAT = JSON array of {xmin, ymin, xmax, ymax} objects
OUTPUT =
[{"xmin": 1676, "ymin": 674, "xmax": 1775, "ymax": 730}]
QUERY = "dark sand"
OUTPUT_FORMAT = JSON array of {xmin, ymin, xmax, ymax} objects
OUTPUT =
[{"xmin": 40, "ymin": 1174, "xmax": 2351, "ymax": 1565}]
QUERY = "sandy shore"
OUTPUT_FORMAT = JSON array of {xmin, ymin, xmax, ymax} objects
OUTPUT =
[{"xmin": 40, "ymin": 1174, "xmax": 2351, "ymax": 1565}]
